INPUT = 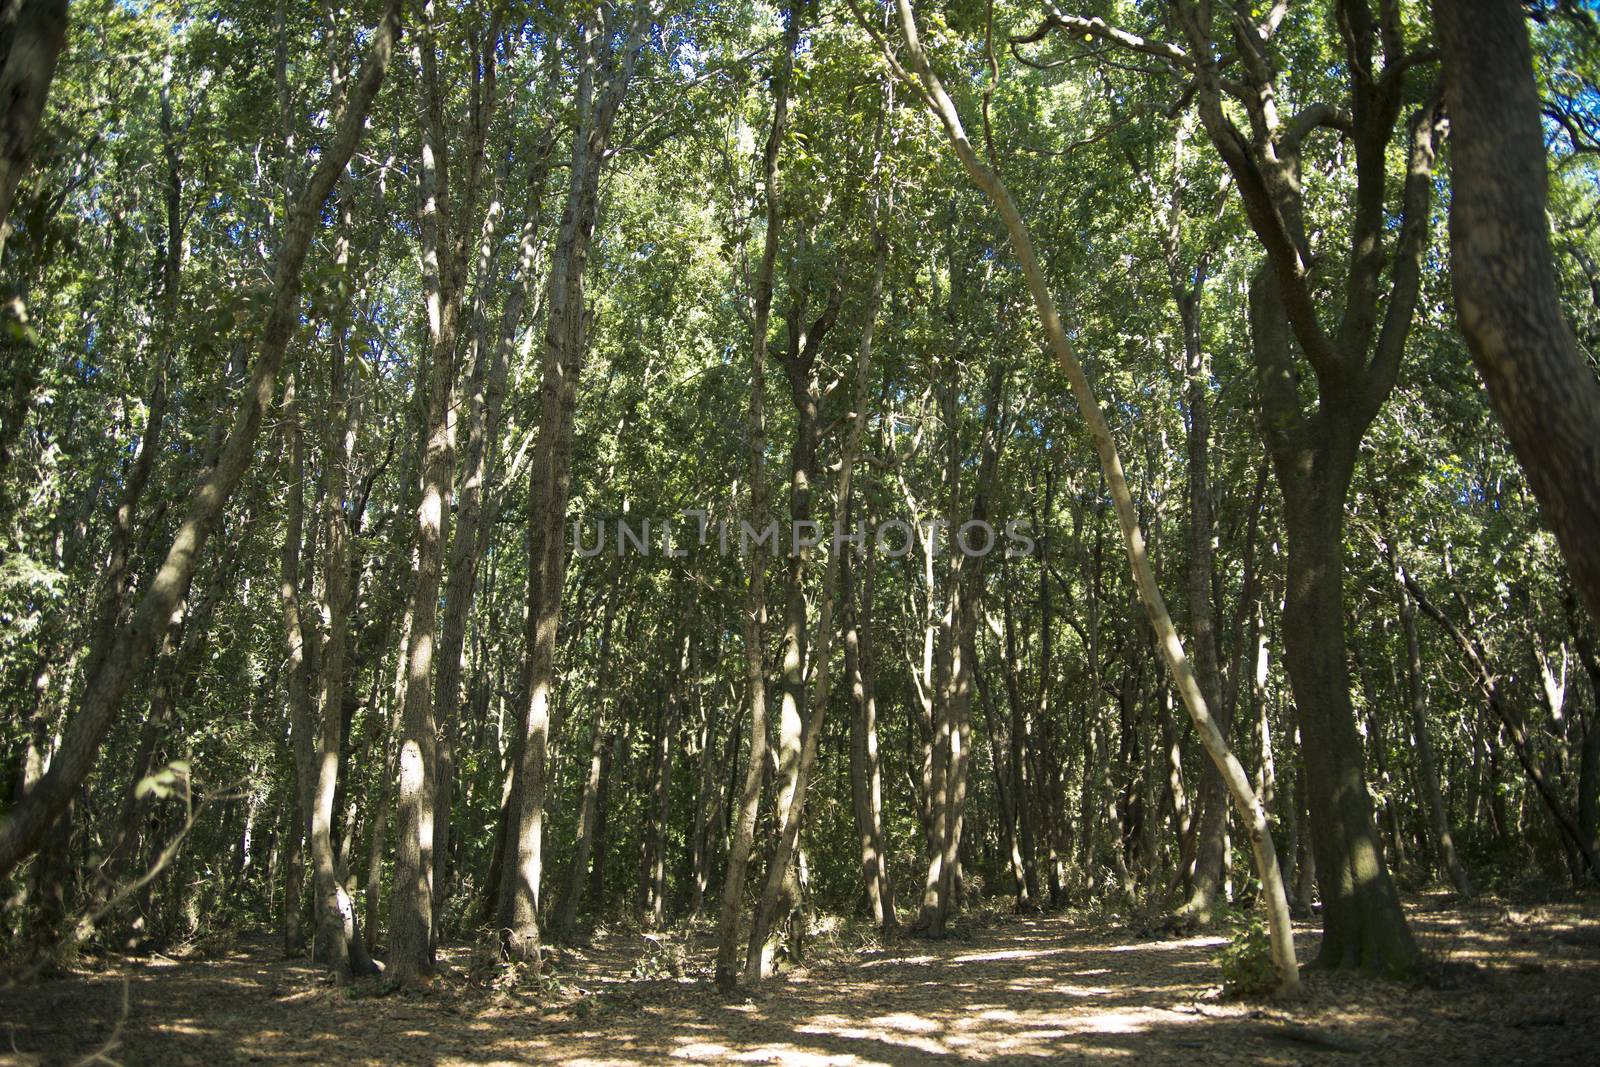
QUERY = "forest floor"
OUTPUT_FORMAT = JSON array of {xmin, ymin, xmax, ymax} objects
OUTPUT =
[{"xmin": 3, "ymin": 891, "xmax": 1598, "ymax": 1066}]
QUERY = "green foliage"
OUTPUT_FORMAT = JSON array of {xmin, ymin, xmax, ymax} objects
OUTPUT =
[{"xmin": 1217, "ymin": 920, "xmax": 1277, "ymax": 999}]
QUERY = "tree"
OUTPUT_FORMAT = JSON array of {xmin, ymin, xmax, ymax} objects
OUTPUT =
[{"xmin": 1433, "ymin": 0, "xmax": 1600, "ymax": 630}]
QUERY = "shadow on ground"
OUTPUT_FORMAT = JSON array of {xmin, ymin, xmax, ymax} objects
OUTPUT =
[{"xmin": 3, "ymin": 895, "xmax": 1596, "ymax": 1065}]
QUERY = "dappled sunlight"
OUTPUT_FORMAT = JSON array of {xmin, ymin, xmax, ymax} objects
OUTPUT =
[
  {"xmin": 8, "ymin": 898, "xmax": 1599, "ymax": 1064},
  {"xmin": 944, "ymin": 945, "xmax": 1072, "ymax": 964}
]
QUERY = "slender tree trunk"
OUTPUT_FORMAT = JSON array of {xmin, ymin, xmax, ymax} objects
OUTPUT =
[
  {"xmin": 431, "ymin": 27, "xmax": 515, "ymax": 933},
  {"xmin": 886, "ymin": 0, "xmax": 1300, "ymax": 994},
  {"xmin": 1567, "ymin": 595, "xmax": 1600, "ymax": 849},
  {"xmin": 846, "ymin": 508, "xmax": 896, "ymax": 930},
  {"xmin": 645, "ymin": 635, "xmax": 685, "ymax": 928},
  {"xmin": 997, "ymin": 566, "xmax": 1039, "ymax": 908},
  {"xmin": 309, "ymin": 205, "xmax": 376, "ymax": 982},
  {"xmin": 499, "ymin": 10, "xmax": 645, "ymax": 962},
  {"xmin": 1385, "ymin": 548, "xmax": 1474, "ymax": 896},
  {"xmin": 388, "ymin": 6, "xmax": 466, "ymax": 983},
  {"xmin": 278, "ymin": 372, "xmax": 317, "ymax": 956},
  {"xmin": 742, "ymin": 154, "xmax": 885, "ymax": 987},
  {"xmin": 554, "ymin": 570, "xmax": 621, "ymax": 940},
  {"xmin": 713, "ymin": 2, "xmax": 799, "ymax": 990}
]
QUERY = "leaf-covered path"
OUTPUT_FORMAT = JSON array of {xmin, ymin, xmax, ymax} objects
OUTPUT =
[{"xmin": 5, "ymin": 896, "xmax": 1598, "ymax": 1066}]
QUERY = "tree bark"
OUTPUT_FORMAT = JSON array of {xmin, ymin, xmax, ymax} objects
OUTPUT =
[
  {"xmin": 0, "ymin": 0, "xmax": 68, "ymax": 261},
  {"xmin": 712, "ymin": 1, "xmax": 799, "ymax": 990},
  {"xmin": 498, "ymin": 6, "xmax": 646, "ymax": 962},
  {"xmin": 1434, "ymin": 0, "xmax": 1600, "ymax": 628},
  {"xmin": 742, "ymin": 153, "xmax": 885, "ymax": 987},
  {"xmin": 845, "ymin": 500, "xmax": 896, "ymax": 930}
]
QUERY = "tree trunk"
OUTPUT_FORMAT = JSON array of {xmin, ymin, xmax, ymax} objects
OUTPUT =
[
  {"xmin": 309, "ymin": 207, "xmax": 376, "ymax": 982},
  {"xmin": 388, "ymin": 6, "xmax": 469, "ymax": 983},
  {"xmin": 712, "ymin": 2, "xmax": 799, "ymax": 990},
  {"xmin": 554, "ymin": 569, "xmax": 621, "ymax": 940},
  {"xmin": 0, "ymin": 0, "xmax": 69, "ymax": 261},
  {"xmin": 742, "ymin": 150, "xmax": 885, "ymax": 987},
  {"xmin": 499, "ymin": 10, "xmax": 644, "ymax": 962},
  {"xmin": 846, "ymin": 512, "xmax": 896, "ymax": 930},
  {"xmin": 888, "ymin": 0, "xmax": 1300, "ymax": 994},
  {"xmin": 1434, "ymin": 0, "xmax": 1600, "ymax": 628}
]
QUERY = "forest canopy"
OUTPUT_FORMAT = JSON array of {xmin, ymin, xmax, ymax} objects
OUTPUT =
[{"xmin": 2, "ymin": 0, "xmax": 1600, "ymax": 1059}]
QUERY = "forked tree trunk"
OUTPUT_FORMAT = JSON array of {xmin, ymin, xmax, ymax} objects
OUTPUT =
[
  {"xmin": 309, "ymin": 206, "xmax": 377, "ymax": 983},
  {"xmin": 431, "ymin": 24, "xmax": 516, "ymax": 933},
  {"xmin": 742, "ymin": 156, "xmax": 886, "ymax": 988},
  {"xmin": 499, "ymin": 7, "xmax": 646, "ymax": 963},
  {"xmin": 712, "ymin": 1, "xmax": 799, "ymax": 991}
]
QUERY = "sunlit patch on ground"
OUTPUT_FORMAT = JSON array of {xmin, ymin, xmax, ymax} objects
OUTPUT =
[{"xmin": 2, "ymin": 895, "xmax": 1597, "ymax": 1065}]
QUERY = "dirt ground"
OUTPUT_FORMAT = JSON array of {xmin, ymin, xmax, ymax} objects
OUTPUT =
[{"xmin": 3, "ymin": 894, "xmax": 1597, "ymax": 1066}]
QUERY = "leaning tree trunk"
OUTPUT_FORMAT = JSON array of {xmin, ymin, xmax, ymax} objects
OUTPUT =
[
  {"xmin": 0, "ymin": 0, "xmax": 402, "ymax": 886},
  {"xmin": 1434, "ymin": 0, "xmax": 1600, "ymax": 629},
  {"xmin": 886, "ymin": 0, "xmax": 1299, "ymax": 996}
]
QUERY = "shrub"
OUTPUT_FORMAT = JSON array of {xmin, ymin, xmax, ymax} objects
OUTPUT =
[{"xmin": 1217, "ymin": 920, "xmax": 1276, "ymax": 998}]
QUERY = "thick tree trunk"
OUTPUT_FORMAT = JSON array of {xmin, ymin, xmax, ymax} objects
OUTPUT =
[
  {"xmin": 0, "ymin": 0, "xmax": 68, "ymax": 260},
  {"xmin": 1434, "ymin": 0, "xmax": 1600, "ymax": 628},
  {"xmin": 916, "ymin": 363, "xmax": 1004, "ymax": 936},
  {"xmin": 1278, "ymin": 466, "xmax": 1416, "ymax": 971}
]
